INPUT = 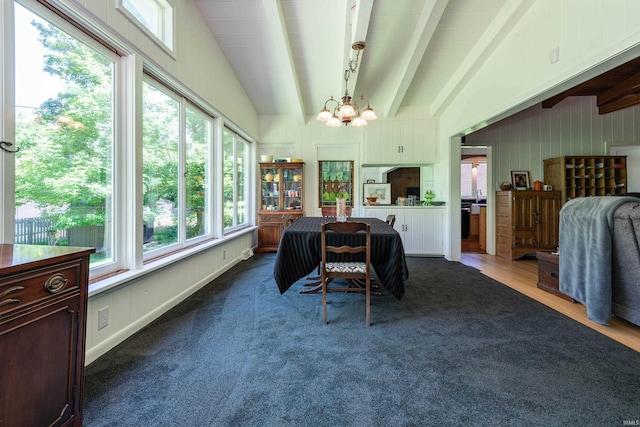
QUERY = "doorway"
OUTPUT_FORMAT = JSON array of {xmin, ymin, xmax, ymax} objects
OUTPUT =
[{"xmin": 461, "ymin": 147, "xmax": 487, "ymax": 253}]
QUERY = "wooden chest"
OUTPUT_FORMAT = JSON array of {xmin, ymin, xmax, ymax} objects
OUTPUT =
[{"xmin": 536, "ymin": 250, "xmax": 574, "ymax": 302}]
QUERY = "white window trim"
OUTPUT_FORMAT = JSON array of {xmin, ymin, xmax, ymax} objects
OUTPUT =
[{"xmin": 116, "ymin": 0, "xmax": 176, "ymax": 58}]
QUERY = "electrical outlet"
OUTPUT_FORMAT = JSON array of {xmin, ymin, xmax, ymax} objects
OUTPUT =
[
  {"xmin": 98, "ymin": 306, "xmax": 109, "ymax": 330},
  {"xmin": 223, "ymin": 250, "xmax": 226, "ymax": 260}
]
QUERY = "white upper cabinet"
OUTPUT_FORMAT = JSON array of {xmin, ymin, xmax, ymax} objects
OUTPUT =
[{"xmin": 363, "ymin": 119, "xmax": 437, "ymax": 165}]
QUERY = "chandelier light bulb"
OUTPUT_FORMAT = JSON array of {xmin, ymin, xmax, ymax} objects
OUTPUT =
[
  {"xmin": 351, "ymin": 116, "xmax": 367, "ymax": 127},
  {"xmin": 361, "ymin": 107, "xmax": 377, "ymax": 121},
  {"xmin": 326, "ymin": 115, "xmax": 341, "ymax": 127},
  {"xmin": 339, "ymin": 103, "xmax": 356, "ymax": 118},
  {"xmin": 316, "ymin": 108, "xmax": 332, "ymax": 122}
]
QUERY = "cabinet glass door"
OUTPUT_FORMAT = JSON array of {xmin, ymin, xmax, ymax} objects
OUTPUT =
[
  {"xmin": 261, "ymin": 165, "xmax": 280, "ymax": 210},
  {"xmin": 319, "ymin": 160, "xmax": 354, "ymax": 207},
  {"xmin": 282, "ymin": 166, "xmax": 303, "ymax": 211}
]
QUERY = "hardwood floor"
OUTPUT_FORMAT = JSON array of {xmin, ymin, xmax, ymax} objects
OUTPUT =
[{"xmin": 460, "ymin": 252, "xmax": 640, "ymax": 353}]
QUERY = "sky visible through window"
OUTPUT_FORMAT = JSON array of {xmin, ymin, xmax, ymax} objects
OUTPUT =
[{"xmin": 15, "ymin": 4, "xmax": 64, "ymax": 115}]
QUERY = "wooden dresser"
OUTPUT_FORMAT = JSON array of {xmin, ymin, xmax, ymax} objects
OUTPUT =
[
  {"xmin": 0, "ymin": 244, "xmax": 94, "ymax": 427},
  {"xmin": 496, "ymin": 190, "xmax": 561, "ymax": 260}
]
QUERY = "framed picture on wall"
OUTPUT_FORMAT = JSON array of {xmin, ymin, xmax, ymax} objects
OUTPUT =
[
  {"xmin": 363, "ymin": 183, "xmax": 391, "ymax": 205},
  {"xmin": 511, "ymin": 170, "xmax": 530, "ymax": 190}
]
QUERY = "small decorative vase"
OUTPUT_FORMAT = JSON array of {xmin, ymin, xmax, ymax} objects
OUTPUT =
[{"xmin": 424, "ymin": 191, "xmax": 435, "ymax": 206}]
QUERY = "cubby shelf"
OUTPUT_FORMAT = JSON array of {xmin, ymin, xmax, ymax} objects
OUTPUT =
[{"xmin": 543, "ymin": 156, "xmax": 627, "ymax": 205}]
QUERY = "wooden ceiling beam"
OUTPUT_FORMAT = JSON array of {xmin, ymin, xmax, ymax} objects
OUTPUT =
[
  {"xmin": 599, "ymin": 93, "xmax": 640, "ymax": 115},
  {"xmin": 542, "ymin": 89, "xmax": 572, "ymax": 108},
  {"xmin": 597, "ymin": 72, "xmax": 640, "ymax": 106}
]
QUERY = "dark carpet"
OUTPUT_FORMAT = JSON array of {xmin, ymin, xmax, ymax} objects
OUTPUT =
[{"xmin": 83, "ymin": 254, "xmax": 640, "ymax": 426}]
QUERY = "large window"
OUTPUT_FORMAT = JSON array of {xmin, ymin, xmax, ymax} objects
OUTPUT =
[
  {"xmin": 8, "ymin": 0, "xmax": 252, "ymax": 281},
  {"xmin": 14, "ymin": 3, "xmax": 116, "ymax": 269},
  {"xmin": 223, "ymin": 128, "xmax": 249, "ymax": 231},
  {"xmin": 142, "ymin": 80, "xmax": 179, "ymax": 252},
  {"xmin": 142, "ymin": 78, "xmax": 216, "ymax": 256}
]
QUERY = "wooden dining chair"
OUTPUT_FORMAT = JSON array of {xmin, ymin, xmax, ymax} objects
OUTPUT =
[
  {"xmin": 303, "ymin": 206, "xmax": 353, "ymax": 290},
  {"xmin": 321, "ymin": 221, "xmax": 372, "ymax": 326},
  {"xmin": 386, "ymin": 214, "xmax": 396, "ymax": 227}
]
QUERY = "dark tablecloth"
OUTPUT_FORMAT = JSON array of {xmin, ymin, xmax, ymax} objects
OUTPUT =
[{"xmin": 273, "ymin": 217, "xmax": 409, "ymax": 299}]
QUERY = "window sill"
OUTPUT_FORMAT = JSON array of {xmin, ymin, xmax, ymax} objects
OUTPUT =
[{"xmin": 87, "ymin": 225, "xmax": 256, "ymax": 298}]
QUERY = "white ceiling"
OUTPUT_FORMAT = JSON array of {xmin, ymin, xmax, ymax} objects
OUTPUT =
[{"xmin": 195, "ymin": 0, "xmax": 517, "ymax": 121}]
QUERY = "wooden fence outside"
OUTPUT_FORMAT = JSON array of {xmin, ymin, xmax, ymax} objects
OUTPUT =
[{"xmin": 15, "ymin": 218, "xmax": 67, "ymax": 245}]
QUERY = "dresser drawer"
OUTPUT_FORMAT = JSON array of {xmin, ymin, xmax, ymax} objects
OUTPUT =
[{"xmin": 0, "ymin": 261, "xmax": 81, "ymax": 315}]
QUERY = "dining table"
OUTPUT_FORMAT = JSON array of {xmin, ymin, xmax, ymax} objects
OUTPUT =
[{"xmin": 273, "ymin": 217, "xmax": 409, "ymax": 299}]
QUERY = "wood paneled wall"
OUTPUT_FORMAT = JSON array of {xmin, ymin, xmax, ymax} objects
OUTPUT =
[{"xmin": 464, "ymin": 96, "xmax": 640, "ymax": 191}]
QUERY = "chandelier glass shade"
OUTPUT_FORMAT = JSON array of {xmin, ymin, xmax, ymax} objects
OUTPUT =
[{"xmin": 317, "ymin": 42, "xmax": 376, "ymax": 127}]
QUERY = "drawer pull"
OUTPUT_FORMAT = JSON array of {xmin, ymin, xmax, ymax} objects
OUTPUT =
[
  {"xmin": 0, "ymin": 286, "xmax": 24, "ymax": 299},
  {"xmin": 44, "ymin": 273, "xmax": 68, "ymax": 293},
  {"xmin": 0, "ymin": 298, "xmax": 20, "ymax": 307},
  {"xmin": 551, "ymin": 272, "xmax": 559, "ymax": 278}
]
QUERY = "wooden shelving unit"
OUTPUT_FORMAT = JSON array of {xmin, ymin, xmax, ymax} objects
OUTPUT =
[{"xmin": 543, "ymin": 155, "xmax": 627, "ymax": 205}]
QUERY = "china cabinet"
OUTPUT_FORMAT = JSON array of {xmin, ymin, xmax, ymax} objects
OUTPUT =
[
  {"xmin": 257, "ymin": 162, "xmax": 304, "ymax": 252},
  {"xmin": 543, "ymin": 155, "xmax": 627, "ymax": 205},
  {"xmin": 496, "ymin": 190, "xmax": 561, "ymax": 260},
  {"xmin": 0, "ymin": 244, "xmax": 94, "ymax": 427},
  {"xmin": 319, "ymin": 160, "xmax": 354, "ymax": 209}
]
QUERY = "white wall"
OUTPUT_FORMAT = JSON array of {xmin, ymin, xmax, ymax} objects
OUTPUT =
[
  {"xmin": 439, "ymin": 0, "xmax": 640, "ymax": 261},
  {"xmin": 86, "ymin": 234, "xmax": 253, "ymax": 364}
]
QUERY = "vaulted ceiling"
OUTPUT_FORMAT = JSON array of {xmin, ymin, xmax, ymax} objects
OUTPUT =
[
  {"xmin": 194, "ymin": 0, "xmax": 518, "ymax": 122},
  {"xmin": 194, "ymin": 0, "xmax": 640, "ymax": 124}
]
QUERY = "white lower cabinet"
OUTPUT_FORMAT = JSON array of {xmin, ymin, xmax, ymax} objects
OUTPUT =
[{"xmin": 361, "ymin": 207, "xmax": 444, "ymax": 256}]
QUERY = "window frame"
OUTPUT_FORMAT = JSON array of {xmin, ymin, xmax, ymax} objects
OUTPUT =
[
  {"xmin": 13, "ymin": 0, "xmax": 123, "ymax": 278},
  {"xmin": 4, "ymin": 0, "xmax": 256, "ymax": 287},
  {"xmin": 116, "ymin": 0, "xmax": 176, "ymax": 56},
  {"xmin": 222, "ymin": 128, "xmax": 251, "ymax": 234},
  {"xmin": 141, "ymin": 75, "xmax": 219, "ymax": 261}
]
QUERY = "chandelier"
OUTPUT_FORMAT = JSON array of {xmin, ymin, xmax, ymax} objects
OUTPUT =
[{"xmin": 316, "ymin": 41, "xmax": 377, "ymax": 127}]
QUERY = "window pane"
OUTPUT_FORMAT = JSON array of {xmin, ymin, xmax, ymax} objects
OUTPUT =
[
  {"xmin": 460, "ymin": 163, "xmax": 473, "ymax": 198},
  {"xmin": 185, "ymin": 106, "xmax": 210, "ymax": 240},
  {"xmin": 476, "ymin": 163, "xmax": 487, "ymax": 198},
  {"xmin": 223, "ymin": 129, "xmax": 249, "ymax": 231},
  {"xmin": 123, "ymin": 0, "xmax": 160, "ymax": 34},
  {"xmin": 14, "ymin": 4, "xmax": 114, "ymax": 266},
  {"xmin": 121, "ymin": 0, "xmax": 173, "ymax": 50},
  {"xmin": 223, "ymin": 130, "xmax": 234, "ymax": 229},
  {"xmin": 142, "ymin": 81, "xmax": 179, "ymax": 252},
  {"xmin": 236, "ymin": 138, "xmax": 248, "ymax": 226}
]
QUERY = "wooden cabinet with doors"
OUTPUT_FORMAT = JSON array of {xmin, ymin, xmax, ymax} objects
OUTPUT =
[
  {"xmin": 543, "ymin": 155, "xmax": 627, "ymax": 205},
  {"xmin": 0, "ymin": 244, "xmax": 94, "ymax": 427},
  {"xmin": 496, "ymin": 190, "xmax": 561, "ymax": 260},
  {"xmin": 361, "ymin": 207, "xmax": 445, "ymax": 255},
  {"xmin": 257, "ymin": 162, "xmax": 304, "ymax": 252}
]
